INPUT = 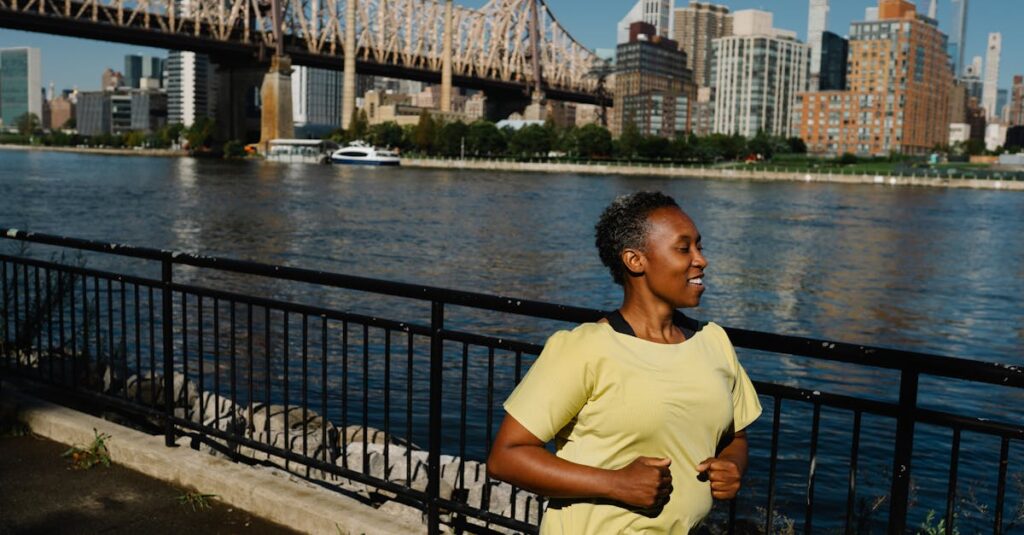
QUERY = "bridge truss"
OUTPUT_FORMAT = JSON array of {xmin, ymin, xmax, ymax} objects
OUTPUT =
[{"xmin": 0, "ymin": 0, "xmax": 603, "ymax": 97}]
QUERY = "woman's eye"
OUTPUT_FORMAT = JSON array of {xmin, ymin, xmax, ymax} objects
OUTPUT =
[{"xmin": 679, "ymin": 247, "xmax": 690, "ymax": 253}]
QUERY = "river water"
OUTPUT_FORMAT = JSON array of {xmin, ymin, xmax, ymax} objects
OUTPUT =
[{"xmin": 2, "ymin": 149, "xmax": 1023, "ymax": 531}]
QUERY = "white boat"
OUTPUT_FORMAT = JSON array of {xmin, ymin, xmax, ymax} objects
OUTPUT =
[
  {"xmin": 330, "ymin": 141, "xmax": 401, "ymax": 166},
  {"xmin": 265, "ymin": 139, "xmax": 339, "ymax": 164}
]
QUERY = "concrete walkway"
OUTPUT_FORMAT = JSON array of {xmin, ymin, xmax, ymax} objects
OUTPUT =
[
  {"xmin": 0, "ymin": 380, "xmax": 427, "ymax": 535},
  {"xmin": 0, "ymin": 429, "xmax": 299, "ymax": 534}
]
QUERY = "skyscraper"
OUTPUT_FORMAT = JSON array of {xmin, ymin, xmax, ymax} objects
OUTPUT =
[
  {"xmin": 818, "ymin": 31, "xmax": 848, "ymax": 91},
  {"xmin": 712, "ymin": 10, "xmax": 808, "ymax": 138},
  {"xmin": 0, "ymin": 47, "xmax": 42, "ymax": 129},
  {"xmin": 614, "ymin": 22, "xmax": 693, "ymax": 138},
  {"xmin": 1009, "ymin": 76, "xmax": 1024, "ymax": 127},
  {"xmin": 671, "ymin": 2, "xmax": 732, "ymax": 89},
  {"xmin": 292, "ymin": 66, "xmax": 343, "ymax": 136},
  {"xmin": 794, "ymin": 0, "xmax": 953, "ymax": 156},
  {"xmin": 617, "ymin": 0, "xmax": 672, "ymax": 43},
  {"xmin": 166, "ymin": 51, "xmax": 216, "ymax": 127},
  {"xmin": 927, "ymin": 0, "xmax": 938, "ymax": 19},
  {"xmin": 982, "ymin": 32, "xmax": 1001, "ymax": 120},
  {"xmin": 807, "ymin": 0, "xmax": 829, "ymax": 86},
  {"xmin": 124, "ymin": 54, "xmax": 166, "ymax": 89},
  {"xmin": 949, "ymin": 0, "xmax": 968, "ymax": 77}
]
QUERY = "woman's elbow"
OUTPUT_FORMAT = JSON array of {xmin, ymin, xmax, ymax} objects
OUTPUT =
[{"xmin": 486, "ymin": 448, "xmax": 508, "ymax": 482}]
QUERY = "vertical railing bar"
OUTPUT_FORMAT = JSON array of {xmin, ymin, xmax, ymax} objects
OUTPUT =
[
  {"xmin": 106, "ymin": 278, "xmax": 113, "ymax": 379},
  {"xmin": 458, "ymin": 343, "xmax": 468, "ymax": 491},
  {"xmin": 119, "ymin": 279, "xmax": 127, "ymax": 398},
  {"xmin": 70, "ymin": 272, "xmax": 77, "ymax": 388},
  {"xmin": 483, "ymin": 345, "xmax": 495, "ymax": 513},
  {"xmin": 804, "ymin": 402, "xmax": 821, "ymax": 534},
  {"xmin": 994, "ymin": 436, "xmax": 1010, "ymax": 535},
  {"xmin": 58, "ymin": 269, "xmax": 66, "ymax": 385},
  {"xmin": 93, "ymin": 274, "xmax": 100, "ymax": 368},
  {"xmin": 888, "ymin": 370, "xmax": 919, "ymax": 534},
  {"xmin": 302, "ymin": 313, "xmax": 309, "ymax": 477},
  {"xmin": 511, "ymin": 349, "xmax": 522, "ymax": 520},
  {"xmin": 34, "ymin": 266, "xmax": 41, "ymax": 378},
  {"xmin": 45, "ymin": 268, "xmax": 53, "ymax": 381},
  {"xmin": 229, "ymin": 301, "xmax": 237, "ymax": 452},
  {"xmin": 263, "ymin": 306, "xmax": 271, "ymax": 448},
  {"xmin": 944, "ymin": 428, "xmax": 961, "ymax": 535},
  {"xmin": 283, "ymin": 311, "xmax": 289, "ymax": 472},
  {"xmin": 384, "ymin": 327, "xmax": 391, "ymax": 481},
  {"xmin": 406, "ymin": 330, "xmax": 414, "ymax": 485},
  {"xmin": 198, "ymin": 295, "xmax": 204, "ymax": 431},
  {"xmin": 11, "ymin": 262, "xmax": 19, "ymax": 369},
  {"xmin": 362, "ymin": 323, "xmax": 369, "ymax": 475},
  {"xmin": 1, "ymin": 260, "xmax": 8, "ymax": 367},
  {"xmin": 148, "ymin": 286, "xmax": 155, "ymax": 407},
  {"xmin": 764, "ymin": 396, "xmax": 782, "ymax": 535},
  {"xmin": 181, "ymin": 291, "xmax": 188, "ymax": 421},
  {"xmin": 161, "ymin": 260, "xmax": 175, "ymax": 447},
  {"xmin": 845, "ymin": 410, "xmax": 862, "ymax": 535},
  {"xmin": 22, "ymin": 265, "xmax": 29, "ymax": 371},
  {"xmin": 246, "ymin": 303, "xmax": 254, "ymax": 443},
  {"xmin": 134, "ymin": 283, "xmax": 141, "ymax": 403},
  {"xmin": 320, "ymin": 316, "xmax": 328, "ymax": 468},
  {"xmin": 728, "ymin": 498, "xmax": 737, "ymax": 535},
  {"xmin": 427, "ymin": 301, "xmax": 444, "ymax": 535},
  {"xmin": 341, "ymin": 320, "xmax": 349, "ymax": 470},
  {"xmin": 213, "ymin": 298, "xmax": 221, "ymax": 436}
]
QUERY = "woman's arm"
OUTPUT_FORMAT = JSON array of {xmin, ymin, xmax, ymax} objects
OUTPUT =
[
  {"xmin": 486, "ymin": 414, "xmax": 673, "ymax": 509},
  {"xmin": 696, "ymin": 430, "xmax": 749, "ymax": 500}
]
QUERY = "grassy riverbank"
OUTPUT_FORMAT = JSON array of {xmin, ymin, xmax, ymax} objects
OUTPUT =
[
  {"xmin": 403, "ymin": 157, "xmax": 1024, "ymax": 191},
  {"xmin": 0, "ymin": 144, "xmax": 187, "ymax": 158}
]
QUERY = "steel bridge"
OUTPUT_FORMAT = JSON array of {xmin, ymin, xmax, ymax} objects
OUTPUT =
[{"xmin": 0, "ymin": 0, "xmax": 608, "ymax": 127}]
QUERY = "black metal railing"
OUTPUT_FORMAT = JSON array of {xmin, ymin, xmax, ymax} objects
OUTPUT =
[{"xmin": 1, "ymin": 228, "xmax": 1021, "ymax": 534}]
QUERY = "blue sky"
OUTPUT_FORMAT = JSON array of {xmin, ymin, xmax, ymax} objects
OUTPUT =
[{"xmin": 0, "ymin": 0, "xmax": 1019, "ymax": 92}]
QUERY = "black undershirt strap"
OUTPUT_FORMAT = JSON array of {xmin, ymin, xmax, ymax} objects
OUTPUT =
[{"xmin": 606, "ymin": 309, "xmax": 705, "ymax": 340}]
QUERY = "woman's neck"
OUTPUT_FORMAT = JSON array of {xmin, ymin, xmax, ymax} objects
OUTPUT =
[{"xmin": 619, "ymin": 287, "xmax": 684, "ymax": 344}]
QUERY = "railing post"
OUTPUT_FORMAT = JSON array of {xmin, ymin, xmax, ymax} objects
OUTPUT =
[
  {"xmin": 888, "ymin": 368, "xmax": 919, "ymax": 533},
  {"xmin": 427, "ymin": 300, "xmax": 444, "ymax": 535},
  {"xmin": 162, "ymin": 260, "xmax": 176, "ymax": 448}
]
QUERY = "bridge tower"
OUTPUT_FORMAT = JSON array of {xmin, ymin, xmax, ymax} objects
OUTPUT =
[
  {"xmin": 341, "ymin": 0, "xmax": 358, "ymax": 128},
  {"xmin": 440, "ymin": 0, "xmax": 454, "ymax": 112},
  {"xmin": 259, "ymin": 0, "xmax": 295, "ymax": 150}
]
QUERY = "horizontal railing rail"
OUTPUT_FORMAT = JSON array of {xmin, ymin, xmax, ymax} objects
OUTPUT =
[{"xmin": 1, "ymin": 228, "xmax": 1022, "ymax": 535}]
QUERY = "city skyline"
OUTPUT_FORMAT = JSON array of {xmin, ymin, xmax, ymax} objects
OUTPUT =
[{"xmin": 0, "ymin": 0, "xmax": 1021, "ymax": 93}]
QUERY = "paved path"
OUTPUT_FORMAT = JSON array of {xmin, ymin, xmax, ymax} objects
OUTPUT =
[{"xmin": 0, "ymin": 428, "xmax": 301, "ymax": 534}]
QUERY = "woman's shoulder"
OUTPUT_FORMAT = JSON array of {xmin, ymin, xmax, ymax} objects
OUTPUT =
[{"xmin": 542, "ymin": 322, "xmax": 614, "ymax": 350}]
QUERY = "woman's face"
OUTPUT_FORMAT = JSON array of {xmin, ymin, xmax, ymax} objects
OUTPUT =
[{"xmin": 637, "ymin": 206, "xmax": 707, "ymax": 308}]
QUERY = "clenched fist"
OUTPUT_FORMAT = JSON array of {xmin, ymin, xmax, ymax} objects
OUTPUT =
[
  {"xmin": 696, "ymin": 457, "xmax": 742, "ymax": 500},
  {"xmin": 608, "ymin": 456, "xmax": 674, "ymax": 509}
]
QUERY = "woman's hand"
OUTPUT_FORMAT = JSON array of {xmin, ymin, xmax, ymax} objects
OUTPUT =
[
  {"xmin": 609, "ymin": 457, "xmax": 673, "ymax": 509},
  {"xmin": 696, "ymin": 457, "xmax": 741, "ymax": 500}
]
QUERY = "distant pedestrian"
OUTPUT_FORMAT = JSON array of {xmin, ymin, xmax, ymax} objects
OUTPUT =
[{"xmin": 487, "ymin": 191, "xmax": 761, "ymax": 533}]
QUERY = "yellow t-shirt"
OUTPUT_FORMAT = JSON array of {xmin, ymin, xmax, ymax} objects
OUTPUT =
[{"xmin": 503, "ymin": 321, "xmax": 762, "ymax": 534}]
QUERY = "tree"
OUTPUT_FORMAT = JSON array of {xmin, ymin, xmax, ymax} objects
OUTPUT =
[
  {"xmin": 787, "ymin": 137, "xmax": 808, "ymax": 154},
  {"xmin": 614, "ymin": 123, "xmax": 641, "ymax": 159},
  {"xmin": 367, "ymin": 121, "xmax": 405, "ymax": 149},
  {"xmin": 184, "ymin": 116, "xmax": 215, "ymax": 151},
  {"xmin": 347, "ymin": 109, "xmax": 369, "ymax": 141},
  {"xmin": 436, "ymin": 120, "xmax": 470, "ymax": 157},
  {"xmin": 124, "ymin": 131, "xmax": 146, "ymax": 148},
  {"xmin": 670, "ymin": 135, "xmax": 692, "ymax": 162},
  {"xmin": 637, "ymin": 135, "xmax": 670, "ymax": 159},
  {"xmin": 16, "ymin": 112, "xmax": 40, "ymax": 136},
  {"xmin": 509, "ymin": 124, "xmax": 552, "ymax": 157},
  {"xmin": 574, "ymin": 124, "xmax": 613, "ymax": 158},
  {"xmin": 158, "ymin": 123, "xmax": 185, "ymax": 148},
  {"xmin": 61, "ymin": 117, "xmax": 77, "ymax": 130},
  {"xmin": 223, "ymin": 139, "xmax": 246, "ymax": 159},
  {"xmin": 466, "ymin": 120, "xmax": 506, "ymax": 156},
  {"xmin": 838, "ymin": 152, "xmax": 858, "ymax": 165},
  {"xmin": 412, "ymin": 110, "xmax": 437, "ymax": 153}
]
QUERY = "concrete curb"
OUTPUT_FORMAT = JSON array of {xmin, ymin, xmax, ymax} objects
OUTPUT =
[{"xmin": 0, "ymin": 381, "xmax": 427, "ymax": 535}]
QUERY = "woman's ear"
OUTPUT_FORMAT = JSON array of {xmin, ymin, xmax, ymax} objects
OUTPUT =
[{"xmin": 621, "ymin": 248, "xmax": 645, "ymax": 277}]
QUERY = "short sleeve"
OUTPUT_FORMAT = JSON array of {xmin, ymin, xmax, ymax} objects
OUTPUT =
[
  {"xmin": 712, "ymin": 324, "xmax": 763, "ymax": 432},
  {"xmin": 503, "ymin": 330, "xmax": 592, "ymax": 443}
]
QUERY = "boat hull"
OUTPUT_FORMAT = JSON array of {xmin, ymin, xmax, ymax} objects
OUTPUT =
[{"xmin": 331, "ymin": 157, "xmax": 401, "ymax": 166}]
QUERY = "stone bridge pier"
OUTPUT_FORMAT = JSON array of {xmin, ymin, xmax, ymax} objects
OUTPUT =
[{"xmin": 258, "ymin": 55, "xmax": 295, "ymax": 150}]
